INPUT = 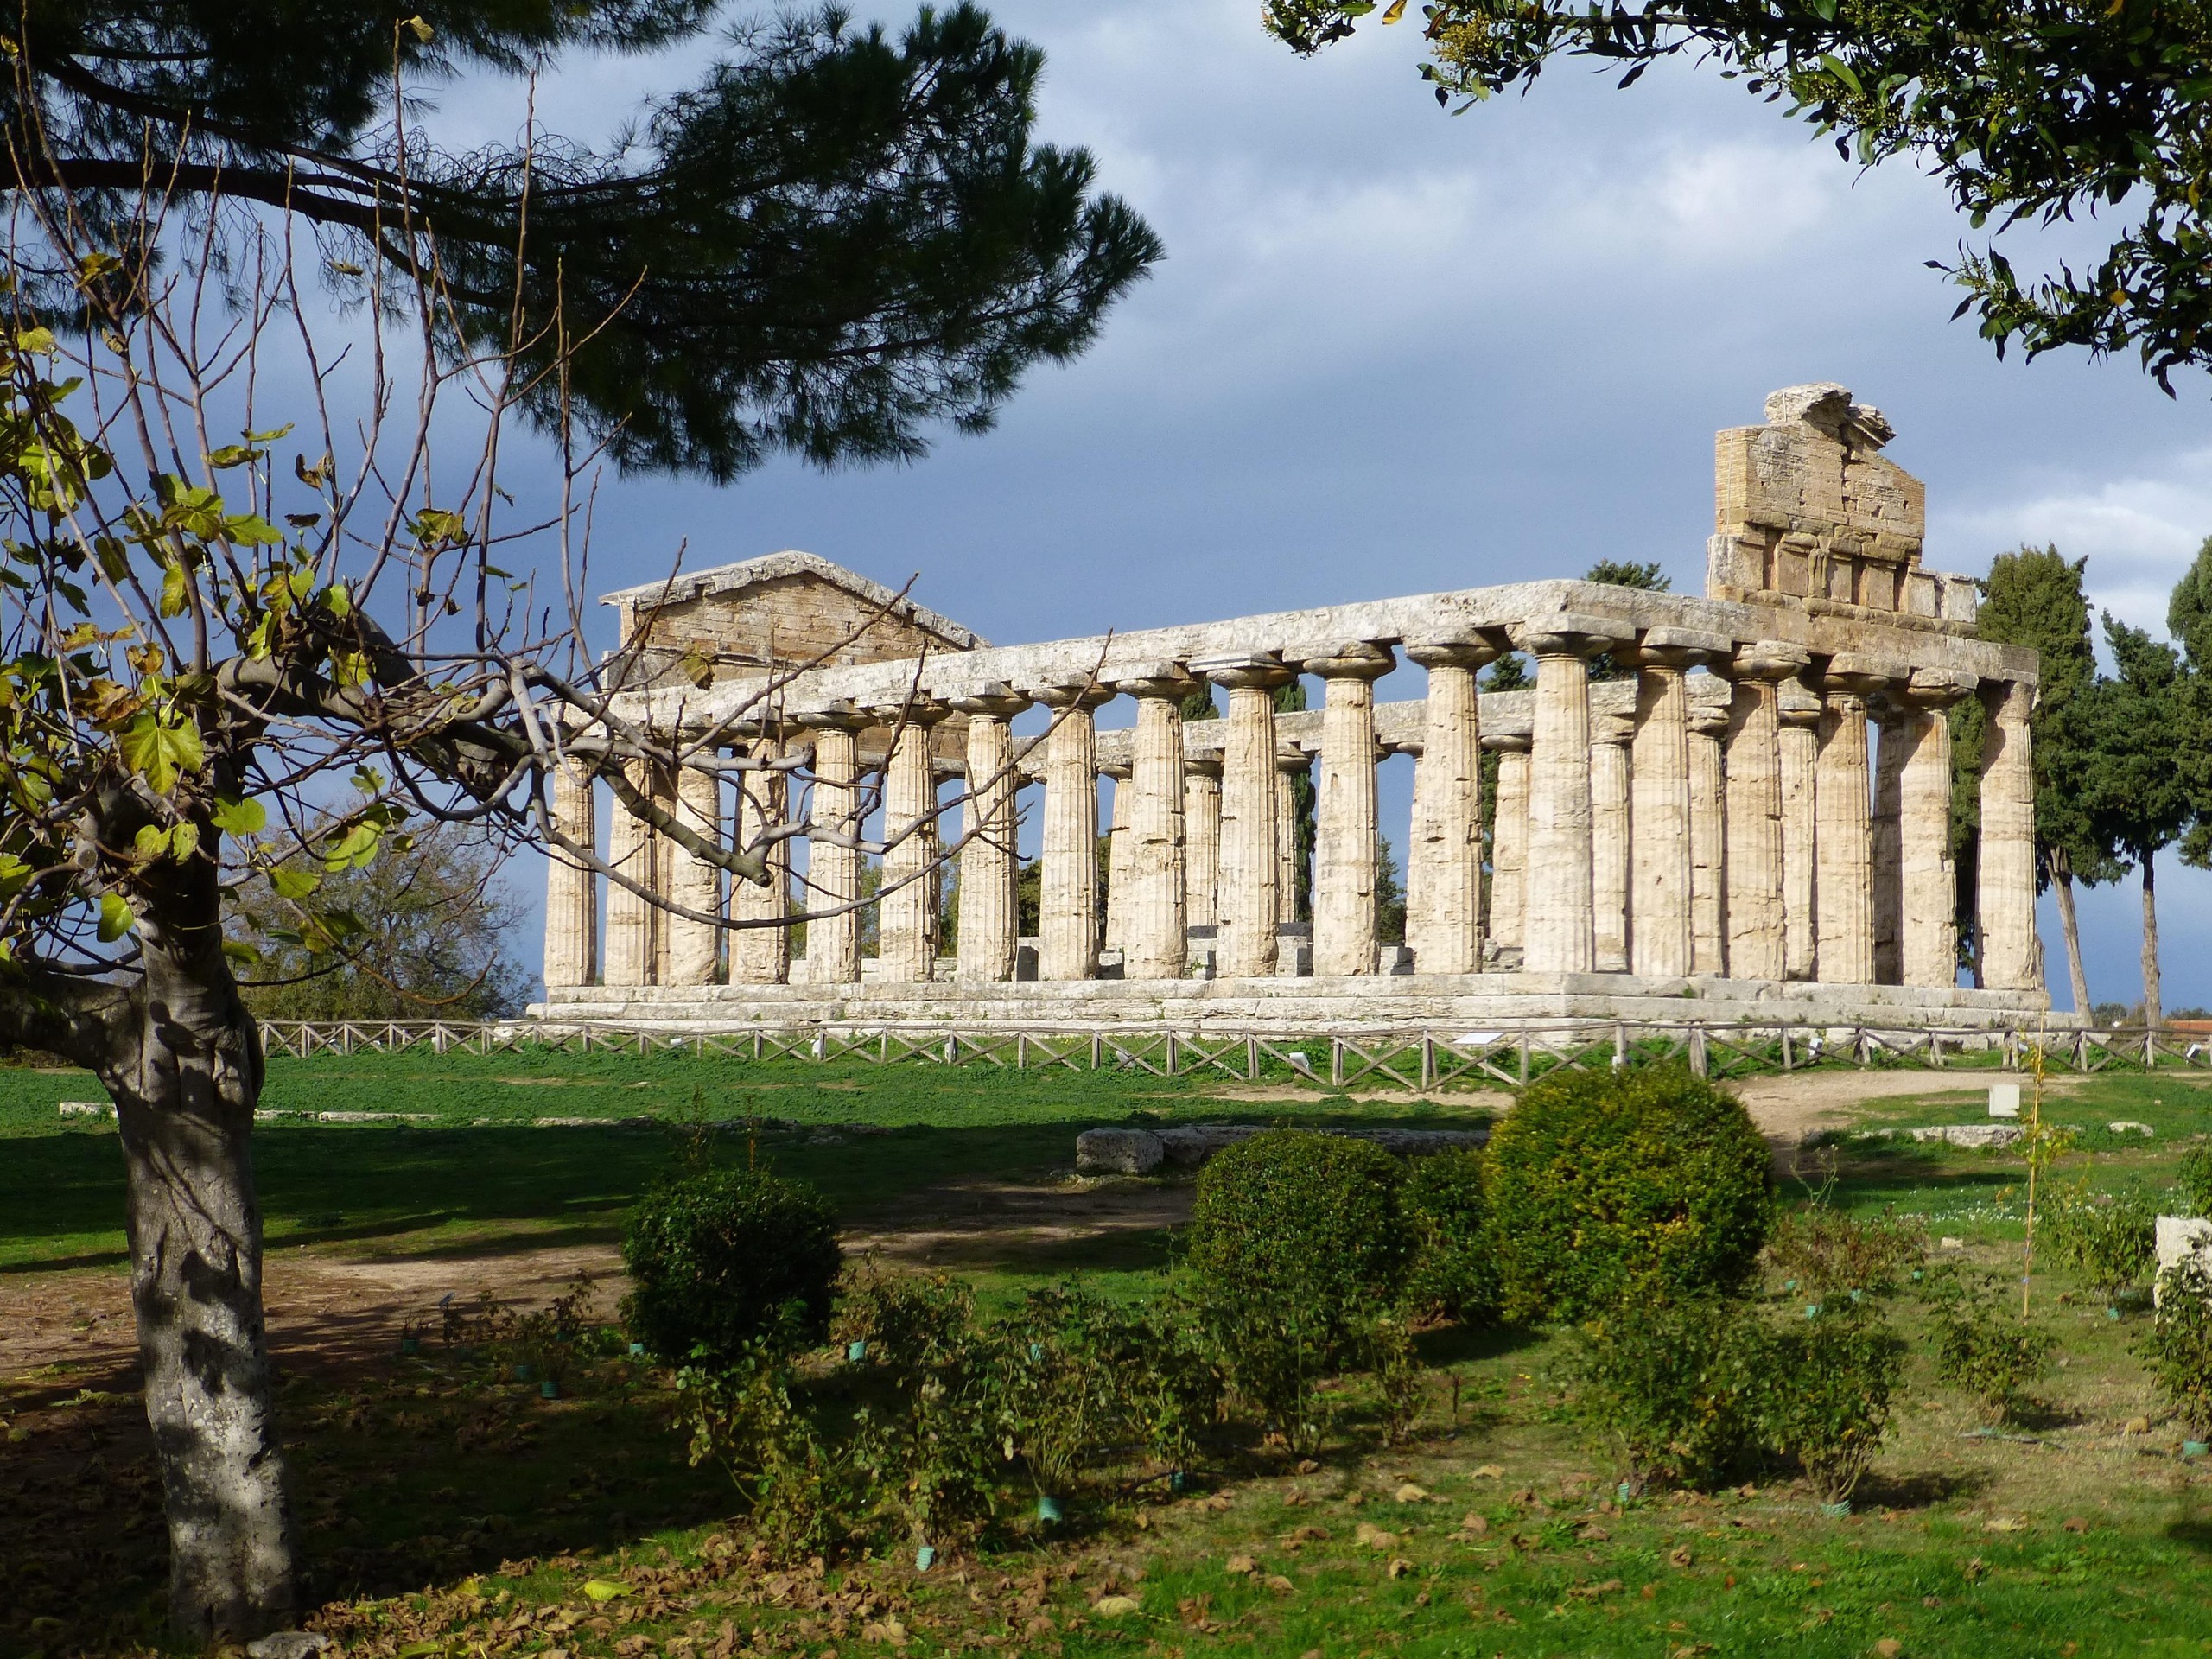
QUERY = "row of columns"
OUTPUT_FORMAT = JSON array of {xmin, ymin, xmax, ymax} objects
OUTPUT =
[{"xmin": 545, "ymin": 624, "xmax": 2039, "ymax": 995}]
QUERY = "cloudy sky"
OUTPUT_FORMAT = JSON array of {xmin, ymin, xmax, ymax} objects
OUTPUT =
[{"xmin": 434, "ymin": 1, "xmax": 2211, "ymax": 1012}]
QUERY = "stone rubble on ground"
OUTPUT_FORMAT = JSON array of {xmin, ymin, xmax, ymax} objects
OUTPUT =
[{"xmin": 1904, "ymin": 1123, "xmax": 2022, "ymax": 1148}]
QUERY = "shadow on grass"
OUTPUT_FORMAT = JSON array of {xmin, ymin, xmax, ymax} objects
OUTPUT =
[{"xmin": 1855, "ymin": 1467, "xmax": 1991, "ymax": 1510}]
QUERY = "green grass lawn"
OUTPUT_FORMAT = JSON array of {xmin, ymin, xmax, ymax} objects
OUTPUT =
[{"xmin": 9, "ymin": 1053, "xmax": 2212, "ymax": 1658}]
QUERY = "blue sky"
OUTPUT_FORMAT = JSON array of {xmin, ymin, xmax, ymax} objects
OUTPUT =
[{"xmin": 430, "ymin": 1, "xmax": 2212, "ymax": 1012}]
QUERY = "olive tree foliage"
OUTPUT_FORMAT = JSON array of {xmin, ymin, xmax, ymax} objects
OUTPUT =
[
  {"xmin": 0, "ymin": 13, "xmax": 1153, "ymax": 1637},
  {"xmin": 1265, "ymin": 0, "xmax": 2212, "ymax": 391}
]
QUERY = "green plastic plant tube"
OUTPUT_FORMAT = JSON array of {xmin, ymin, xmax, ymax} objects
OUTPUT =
[
  {"xmin": 1036, "ymin": 1496, "xmax": 1064, "ymax": 1524},
  {"xmin": 915, "ymin": 1545, "xmax": 936, "ymax": 1571},
  {"xmin": 1617, "ymin": 1481, "xmax": 1633, "ymax": 1504},
  {"xmin": 515, "ymin": 1363, "xmax": 533, "ymax": 1382},
  {"xmin": 629, "ymin": 1342, "xmax": 645, "ymax": 1357},
  {"xmin": 1168, "ymin": 1471, "xmax": 1186, "ymax": 1494},
  {"xmin": 1820, "ymin": 1501, "xmax": 1852, "ymax": 1518},
  {"xmin": 1805, "ymin": 1304, "xmax": 1821, "ymax": 1319},
  {"xmin": 2185, "ymin": 1441, "xmax": 2209, "ymax": 1459},
  {"xmin": 2107, "ymin": 1306, "xmax": 2123, "ymax": 1321},
  {"xmin": 541, "ymin": 1378, "xmax": 559, "ymax": 1400},
  {"xmin": 400, "ymin": 1337, "xmax": 419, "ymax": 1355},
  {"xmin": 848, "ymin": 1339, "xmax": 868, "ymax": 1363}
]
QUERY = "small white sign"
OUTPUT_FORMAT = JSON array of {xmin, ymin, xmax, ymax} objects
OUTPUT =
[{"xmin": 1988, "ymin": 1082, "xmax": 2022, "ymax": 1119}]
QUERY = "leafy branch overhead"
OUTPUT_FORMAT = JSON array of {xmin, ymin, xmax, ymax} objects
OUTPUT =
[
  {"xmin": 1265, "ymin": 0, "xmax": 2212, "ymax": 391},
  {"xmin": 13, "ymin": 2, "xmax": 1161, "ymax": 479}
]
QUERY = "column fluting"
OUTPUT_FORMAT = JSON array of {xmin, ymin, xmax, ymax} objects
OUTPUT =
[
  {"xmin": 1978, "ymin": 677, "xmax": 2041, "ymax": 993},
  {"xmin": 1184, "ymin": 754, "xmax": 1223, "ymax": 938},
  {"xmin": 1627, "ymin": 630, "xmax": 1724, "ymax": 977},
  {"xmin": 1210, "ymin": 658, "xmax": 1292, "ymax": 978},
  {"xmin": 601, "ymin": 760, "xmax": 655, "ymax": 987},
  {"xmin": 1723, "ymin": 640, "xmax": 1808, "ymax": 982},
  {"xmin": 1119, "ymin": 670, "xmax": 1198, "ymax": 980},
  {"xmin": 1686, "ymin": 685, "xmax": 1730, "ymax": 976},
  {"xmin": 951, "ymin": 690, "xmax": 1027, "ymax": 983},
  {"xmin": 728, "ymin": 744, "xmax": 791, "ymax": 985},
  {"xmin": 1486, "ymin": 732, "xmax": 1531, "ymax": 964},
  {"xmin": 1034, "ymin": 682, "xmax": 1110, "ymax": 981},
  {"xmin": 797, "ymin": 709, "xmax": 866, "ymax": 985},
  {"xmin": 1591, "ymin": 710, "xmax": 1633, "ymax": 974},
  {"xmin": 1901, "ymin": 669, "xmax": 1976, "ymax": 988},
  {"xmin": 1404, "ymin": 639, "xmax": 1495, "ymax": 975},
  {"xmin": 1778, "ymin": 678, "xmax": 1821, "ymax": 982},
  {"xmin": 1310, "ymin": 644, "xmax": 1394, "ymax": 976},
  {"xmin": 1872, "ymin": 697, "xmax": 1909, "ymax": 984},
  {"xmin": 1516, "ymin": 621, "xmax": 1625, "ymax": 975},
  {"xmin": 1812, "ymin": 661, "xmax": 1885, "ymax": 987},
  {"xmin": 543, "ymin": 757, "xmax": 599, "ymax": 988},
  {"xmin": 876, "ymin": 702, "xmax": 947, "ymax": 982}
]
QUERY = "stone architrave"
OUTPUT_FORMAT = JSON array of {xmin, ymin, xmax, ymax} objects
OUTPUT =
[
  {"xmin": 1724, "ymin": 640, "xmax": 1808, "ymax": 982},
  {"xmin": 875, "ymin": 701, "xmax": 947, "ymax": 982},
  {"xmin": 1872, "ymin": 696, "xmax": 1910, "ymax": 984},
  {"xmin": 1515, "ymin": 618, "xmax": 1631, "ymax": 974},
  {"xmin": 1778, "ymin": 677, "xmax": 1822, "ymax": 982},
  {"xmin": 543, "ymin": 757, "xmax": 599, "ymax": 988},
  {"xmin": 1184, "ymin": 754, "xmax": 1223, "ymax": 935},
  {"xmin": 1591, "ymin": 710, "xmax": 1633, "ymax": 974},
  {"xmin": 1628, "ymin": 627, "xmax": 1728, "ymax": 978},
  {"xmin": 1979, "ymin": 678, "xmax": 2040, "ymax": 993},
  {"xmin": 1486, "ymin": 731, "xmax": 1531, "ymax": 962},
  {"xmin": 1815, "ymin": 658, "xmax": 1891, "ymax": 986},
  {"xmin": 1309, "ymin": 643, "xmax": 1395, "ymax": 976},
  {"xmin": 1101, "ymin": 759, "xmax": 1134, "ymax": 956},
  {"xmin": 601, "ymin": 760, "xmax": 656, "ymax": 987},
  {"xmin": 951, "ymin": 687, "xmax": 1027, "ymax": 983},
  {"xmin": 658, "ymin": 752, "xmax": 721, "ymax": 986},
  {"xmin": 796, "ymin": 706, "xmax": 867, "ymax": 985},
  {"xmin": 1686, "ymin": 680, "xmax": 1731, "ymax": 976},
  {"xmin": 1901, "ymin": 668, "xmax": 1977, "ymax": 988},
  {"xmin": 1404, "ymin": 637, "xmax": 1497, "ymax": 976},
  {"xmin": 1205, "ymin": 658, "xmax": 1293, "ymax": 978},
  {"xmin": 729, "ymin": 747, "xmax": 793, "ymax": 985},
  {"xmin": 1117, "ymin": 667, "xmax": 1198, "ymax": 981},
  {"xmin": 1033, "ymin": 681, "xmax": 1111, "ymax": 981}
]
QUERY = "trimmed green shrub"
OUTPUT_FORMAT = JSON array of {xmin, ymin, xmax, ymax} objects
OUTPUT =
[
  {"xmin": 1566, "ymin": 1294, "xmax": 1765, "ymax": 1492},
  {"xmin": 1184, "ymin": 1130, "xmax": 1410, "ymax": 1446},
  {"xmin": 2139, "ymin": 1258, "xmax": 2212, "ymax": 1437},
  {"xmin": 623, "ymin": 1166, "xmax": 842, "ymax": 1364},
  {"xmin": 2043, "ymin": 1184, "xmax": 2156, "ymax": 1310},
  {"xmin": 1485, "ymin": 1065, "xmax": 1773, "ymax": 1321},
  {"xmin": 1923, "ymin": 1269, "xmax": 2056, "ymax": 1425},
  {"xmin": 1402, "ymin": 1147, "xmax": 1498, "ymax": 1324},
  {"xmin": 1756, "ymin": 1306, "xmax": 1908, "ymax": 1504}
]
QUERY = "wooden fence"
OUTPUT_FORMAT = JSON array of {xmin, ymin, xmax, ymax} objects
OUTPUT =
[{"xmin": 255, "ymin": 1018, "xmax": 2212, "ymax": 1087}]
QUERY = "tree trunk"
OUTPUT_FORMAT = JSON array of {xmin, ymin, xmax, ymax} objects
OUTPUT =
[
  {"xmin": 2141, "ymin": 849, "xmax": 2162, "ymax": 1030},
  {"xmin": 101, "ymin": 897, "xmax": 295, "ymax": 1639},
  {"xmin": 2051, "ymin": 861, "xmax": 2091, "ymax": 1016}
]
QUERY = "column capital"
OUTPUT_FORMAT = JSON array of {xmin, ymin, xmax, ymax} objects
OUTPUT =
[
  {"xmin": 1732, "ymin": 639, "xmax": 1813, "ymax": 682},
  {"xmin": 864, "ymin": 695, "xmax": 950, "ymax": 727},
  {"xmin": 1303, "ymin": 641, "xmax": 1395, "ymax": 681},
  {"xmin": 945, "ymin": 680, "xmax": 1031, "ymax": 720},
  {"xmin": 1592, "ymin": 710, "xmax": 1636, "ymax": 747},
  {"xmin": 1195, "ymin": 653, "xmax": 1293, "ymax": 693},
  {"xmin": 1028, "ymin": 677, "xmax": 1114, "ymax": 712},
  {"xmin": 1481, "ymin": 728, "xmax": 1533, "ymax": 753},
  {"xmin": 1099, "ymin": 757, "xmax": 1133, "ymax": 782},
  {"xmin": 1405, "ymin": 631, "xmax": 1505, "ymax": 671},
  {"xmin": 1183, "ymin": 753, "xmax": 1224, "ymax": 780},
  {"xmin": 1821, "ymin": 652, "xmax": 1910, "ymax": 699},
  {"xmin": 791, "ymin": 699, "xmax": 870, "ymax": 732},
  {"xmin": 1903, "ymin": 665, "xmax": 1979, "ymax": 709},
  {"xmin": 1510, "ymin": 613, "xmax": 1635, "ymax": 659},
  {"xmin": 1276, "ymin": 742, "xmax": 1313, "ymax": 772},
  {"xmin": 1687, "ymin": 698, "xmax": 1732, "ymax": 737},
  {"xmin": 1111, "ymin": 660, "xmax": 1202, "ymax": 702},
  {"xmin": 1630, "ymin": 625, "xmax": 1733, "ymax": 670},
  {"xmin": 1778, "ymin": 677, "xmax": 1825, "ymax": 728}
]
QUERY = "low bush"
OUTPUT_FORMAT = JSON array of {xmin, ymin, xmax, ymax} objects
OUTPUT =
[
  {"xmin": 2043, "ymin": 1185, "xmax": 2156, "ymax": 1310},
  {"xmin": 622, "ymin": 1166, "xmax": 842, "ymax": 1365},
  {"xmin": 2139, "ymin": 1258, "xmax": 2212, "ymax": 1437},
  {"xmin": 1765, "ymin": 1205, "xmax": 1924, "ymax": 1301},
  {"xmin": 1402, "ymin": 1148, "xmax": 1498, "ymax": 1324},
  {"xmin": 1756, "ymin": 1306, "xmax": 1908, "ymax": 1504},
  {"xmin": 1565, "ymin": 1295, "xmax": 1764, "ymax": 1492},
  {"xmin": 1923, "ymin": 1270, "xmax": 2056, "ymax": 1425},
  {"xmin": 2177, "ymin": 1143, "xmax": 2212, "ymax": 1217},
  {"xmin": 1486, "ymin": 1065, "xmax": 1773, "ymax": 1321}
]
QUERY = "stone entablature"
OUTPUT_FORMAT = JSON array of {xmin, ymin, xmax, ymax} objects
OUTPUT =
[{"xmin": 539, "ymin": 385, "xmax": 2048, "ymax": 1028}]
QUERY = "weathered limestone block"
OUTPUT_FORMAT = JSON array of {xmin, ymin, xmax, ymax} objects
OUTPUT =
[
  {"xmin": 543, "ymin": 758, "xmax": 599, "ymax": 988},
  {"xmin": 1311, "ymin": 644, "xmax": 1395, "ymax": 976},
  {"xmin": 2156, "ymin": 1217, "xmax": 2212, "ymax": 1304},
  {"xmin": 1979, "ymin": 677, "xmax": 2040, "ymax": 993},
  {"xmin": 1405, "ymin": 638, "xmax": 1493, "ymax": 976},
  {"xmin": 1076, "ymin": 1128, "xmax": 1166, "ymax": 1175},
  {"xmin": 1907, "ymin": 1123, "xmax": 2022, "ymax": 1148}
]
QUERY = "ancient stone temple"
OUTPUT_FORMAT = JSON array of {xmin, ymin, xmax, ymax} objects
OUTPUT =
[{"xmin": 533, "ymin": 385, "xmax": 2046, "ymax": 1033}]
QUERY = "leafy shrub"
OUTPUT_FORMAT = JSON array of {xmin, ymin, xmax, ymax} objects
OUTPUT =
[
  {"xmin": 1402, "ymin": 1148, "xmax": 1498, "ymax": 1324},
  {"xmin": 2042, "ymin": 1185, "xmax": 2156, "ymax": 1309},
  {"xmin": 1923, "ymin": 1270, "xmax": 2056, "ymax": 1425},
  {"xmin": 1486, "ymin": 1065, "xmax": 1774, "ymax": 1321},
  {"xmin": 2139, "ymin": 1258, "xmax": 2212, "ymax": 1437},
  {"xmin": 1565, "ymin": 1295, "xmax": 1764, "ymax": 1492},
  {"xmin": 1765, "ymin": 1205, "xmax": 1924, "ymax": 1301},
  {"xmin": 1755, "ymin": 1307, "xmax": 1907, "ymax": 1504},
  {"xmin": 2178, "ymin": 1143, "xmax": 2212, "ymax": 1217},
  {"xmin": 623, "ymin": 1167, "xmax": 842, "ymax": 1364}
]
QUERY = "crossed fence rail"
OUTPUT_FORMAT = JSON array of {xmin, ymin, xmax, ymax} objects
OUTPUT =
[{"xmin": 255, "ymin": 1018, "xmax": 2212, "ymax": 1087}]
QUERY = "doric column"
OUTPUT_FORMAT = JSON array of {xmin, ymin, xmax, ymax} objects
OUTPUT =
[
  {"xmin": 543, "ymin": 757, "xmax": 599, "ymax": 988},
  {"xmin": 797, "ymin": 705, "xmax": 866, "ymax": 985},
  {"xmin": 729, "ymin": 745, "xmax": 792, "ymax": 985},
  {"xmin": 1686, "ymin": 683, "xmax": 1730, "ymax": 976},
  {"xmin": 1979, "ymin": 677, "xmax": 2041, "ymax": 994},
  {"xmin": 1275, "ymin": 745, "xmax": 1308, "ymax": 927},
  {"xmin": 649, "ymin": 762, "xmax": 677, "ymax": 984},
  {"xmin": 1404, "ymin": 638, "xmax": 1496, "ymax": 975},
  {"xmin": 875, "ymin": 700, "xmax": 947, "ymax": 982},
  {"xmin": 1033, "ymin": 681, "xmax": 1111, "ymax": 981},
  {"xmin": 951, "ymin": 688, "xmax": 1027, "ymax": 983},
  {"xmin": 1309, "ymin": 644, "xmax": 1394, "ymax": 976},
  {"xmin": 1591, "ymin": 711, "xmax": 1634, "ymax": 974},
  {"xmin": 1724, "ymin": 640, "xmax": 1808, "ymax": 982},
  {"xmin": 1901, "ymin": 668, "xmax": 1977, "ymax": 988},
  {"xmin": 1184, "ymin": 754, "xmax": 1223, "ymax": 934},
  {"xmin": 1102, "ymin": 759, "xmax": 1134, "ymax": 956},
  {"xmin": 1813, "ymin": 658, "xmax": 1888, "ymax": 987},
  {"xmin": 1627, "ymin": 628, "xmax": 1726, "ymax": 978},
  {"xmin": 1117, "ymin": 667, "xmax": 1198, "ymax": 981},
  {"xmin": 602, "ymin": 760, "xmax": 655, "ymax": 987},
  {"xmin": 1207, "ymin": 658, "xmax": 1293, "ymax": 978},
  {"xmin": 1515, "ymin": 619, "xmax": 1629, "ymax": 975},
  {"xmin": 1778, "ymin": 679, "xmax": 1821, "ymax": 982},
  {"xmin": 1872, "ymin": 696, "xmax": 1909, "ymax": 984},
  {"xmin": 1486, "ymin": 730, "xmax": 1531, "ymax": 963}
]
